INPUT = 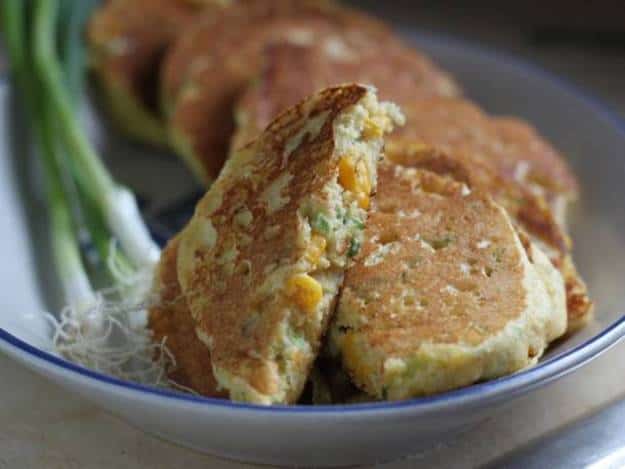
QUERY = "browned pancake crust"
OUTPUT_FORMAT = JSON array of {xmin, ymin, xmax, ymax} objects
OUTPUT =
[
  {"xmin": 163, "ymin": 0, "xmax": 458, "ymax": 181},
  {"xmin": 386, "ymin": 141, "xmax": 592, "ymax": 331},
  {"xmin": 332, "ymin": 156, "xmax": 568, "ymax": 399},
  {"xmin": 392, "ymin": 97, "xmax": 579, "ymax": 202},
  {"xmin": 88, "ymin": 0, "xmax": 219, "ymax": 132},
  {"xmin": 386, "ymin": 142, "xmax": 570, "ymax": 253},
  {"xmin": 177, "ymin": 85, "xmax": 376, "ymax": 402},
  {"xmin": 147, "ymin": 236, "xmax": 225, "ymax": 397},
  {"xmin": 232, "ymin": 40, "xmax": 459, "ymax": 151},
  {"xmin": 338, "ymin": 162, "xmax": 526, "ymax": 353},
  {"xmin": 561, "ymin": 256, "xmax": 593, "ymax": 332},
  {"xmin": 491, "ymin": 116, "xmax": 579, "ymax": 201},
  {"xmin": 161, "ymin": 0, "xmax": 388, "ymax": 111}
]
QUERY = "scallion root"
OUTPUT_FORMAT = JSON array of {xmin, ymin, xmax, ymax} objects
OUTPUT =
[{"xmin": 46, "ymin": 281, "xmax": 173, "ymax": 388}]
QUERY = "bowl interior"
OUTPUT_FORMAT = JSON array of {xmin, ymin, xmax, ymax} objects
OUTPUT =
[{"xmin": 1, "ymin": 32, "xmax": 624, "ymax": 405}]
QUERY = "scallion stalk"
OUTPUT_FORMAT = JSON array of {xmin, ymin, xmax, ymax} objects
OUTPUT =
[
  {"xmin": 56, "ymin": 0, "xmax": 134, "ymax": 278},
  {"xmin": 1, "ymin": 0, "xmax": 96, "ymax": 310},
  {"xmin": 40, "ymin": 101, "xmax": 97, "ymax": 310},
  {"xmin": 32, "ymin": 0, "xmax": 160, "ymax": 270},
  {"xmin": 1, "ymin": 0, "xmax": 170, "ymax": 386}
]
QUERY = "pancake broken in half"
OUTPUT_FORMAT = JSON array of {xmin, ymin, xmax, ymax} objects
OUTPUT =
[
  {"xmin": 177, "ymin": 84, "xmax": 403, "ymax": 404},
  {"xmin": 330, "ymin": 157, "xmax": 567, "ymax": 400}
]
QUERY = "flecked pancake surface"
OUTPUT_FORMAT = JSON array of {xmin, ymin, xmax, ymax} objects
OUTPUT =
[
  {"xmin": 330, "ymin": 158, "xmax": 567, "ymax": 400},
  {"xmin": 385, "ymin": 140, "xmax": 591, "ymax": 332}
]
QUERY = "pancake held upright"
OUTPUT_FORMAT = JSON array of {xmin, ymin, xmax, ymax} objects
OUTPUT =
[{"xmin": 176, "ymin": 84, "xmax": 403, "ymax": 404}]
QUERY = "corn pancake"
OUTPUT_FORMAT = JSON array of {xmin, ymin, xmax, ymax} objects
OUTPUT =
[
  {"xmin": 148, "ymin": 236, "xmax": 225, "ymax": 397},
  {"xmin": 162, "ymin": 1, "xmax": 458, "ymax": 182},
  {"xmin": 386, "ymin": 143, "xmax": 567, "ymax": 249},
  {"xmin": 160, "ymin": 0, "xmax": 389, "ymax": 113},
  {"xmin": 389, "ymin": 99, "xmax": 591, "ymax": 330},
  {"xmin": 87, "ymin": 0, "xmax": 225, "ymax": 146},
  {"xmin": 387, "ymin": 142, "xmax": 592, "ymax": 332},
  {"xmin": 330, "ymin": 159, "xmax": 567, "ymax": 400},
  {"xmin": 231, "ymin": 40, "xmax": 460, "ymax": 152},
  {"xmin": 491, "ymin": 116, "xmax": 579, "ymax": 218},
  {"xmin": 148, "ymin": 238, "xmax": 364, "ymax": 401},
  {"xmin": 177, "ymin": 85, "xmax": 403, "ymax": 404},
  {"xmin": 392, "ymin": 98, "xmax": 579, "ymax": 206}
]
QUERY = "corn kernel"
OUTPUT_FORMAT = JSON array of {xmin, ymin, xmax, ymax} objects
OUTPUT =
[
  {"xmin": 357, "ymin": 160, "xmax": 372, "ymax": 195},
  {"xmin": 386, "ymin": 141, "xmax": 434, "ymax": 166},
  {"xmin": 356, "ymin": 192, "xmax": 370, "ymax": 209},
  {"xmin": 338, "ymin": 156, "xmax": 371, "ymax": 209},
  {"xmin": 305, "ymin": 235, "xmax": 327, "ymax": 265},
  {"xmin": 362, "ymin": 117, "xmax": 391, "ymax": 139},
  {"xmin": 406, "ymin": 142, "xmax": 431, "ymax": 156},
  {"xmin": 286, "ymin": 274, "xmax": 323, "ymax": 313},
  {"xmin": 339, "ymin": 156, "xmax": 357, "ymax": 192},
  {"xmin": 363, "ymin": 118, "xmax": 384, "ymax": 139}
]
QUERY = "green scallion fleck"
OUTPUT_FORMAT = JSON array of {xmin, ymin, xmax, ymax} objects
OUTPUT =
[
  {"xmin": 348, "ymin": 238, "xmax": 361, "ymax": 257},
  {"xmin": 430, "ymin": 235, "xmax": 454, "ymax": 250},
  {"xmin": 348, "ymin": 216, "xmax": 365, "ymax": 230},
  {"xmin": 312, "ymin": 212, "xmax": 331, "ymax": 235}
]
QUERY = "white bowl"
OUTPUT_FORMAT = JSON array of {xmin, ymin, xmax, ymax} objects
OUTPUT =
[{"xmin": 1, "ymin": 32, "xmax": 625, "ymax": 467}]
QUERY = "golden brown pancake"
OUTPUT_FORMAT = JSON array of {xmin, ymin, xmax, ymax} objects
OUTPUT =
[
  {"xmin": 491, "ymin": 116, "xmax": 579, "ymax": 204},
  {"xmin": 386, "ymin": 143, "xmax": 570, "ymax": 253},
  {"xmin": 232, "ymin": 40, "xmax": 460, "ymax": 152},
  {"xmin": 391, "ymin": 97, "xmax": 579, "ymax": 205},
  {"xmin": 160, "ymin": 0, "xmax": 389, "ymax": 113},
  {"xmin": 162, "ymin": 0, "xmax": 457, "ymax": 182},
  {"xmin": 87, "ymin": 0, "xmax": 224, "ymax": 145},
  {"xmin": 176, "ymin": 85, "xmax": 402, "ymax": 404},
  {"xmin": 148, "ymin": 236, "xmax": 224, "ymax": 397},
  {"xmin": 386, "ymin": 141, "xmax": 592, "ymax": 332},
  {"xmin": 330, "ymin": 158, "xmax": 567, "ymax": 400}
]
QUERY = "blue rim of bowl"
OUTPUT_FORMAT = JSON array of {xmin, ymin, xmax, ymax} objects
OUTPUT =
[{"xmin": 1, "ymin": 30, "xmax": 625, "ymax": 415}]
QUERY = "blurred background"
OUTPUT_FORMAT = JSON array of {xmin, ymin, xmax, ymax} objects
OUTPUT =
[
  {"xmin": 347, "ymin": 0, "xmax": 625, "ymax": 118},
  {"xmin": 1, "ymin": 1, "xmax": 622, "ymax": 116}
]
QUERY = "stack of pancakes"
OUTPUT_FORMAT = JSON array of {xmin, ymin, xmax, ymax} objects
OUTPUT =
[{"xmin": 88, "ymin": 0, "xmax": 591, "ymax": 403}]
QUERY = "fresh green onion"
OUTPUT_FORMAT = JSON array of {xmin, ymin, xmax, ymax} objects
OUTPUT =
[
  {"xmin": 312, "ymin": 212, "xmax": 331, "ymax": 235},
  {"xmin": 59, "ymin": 0, "xmax": 95, "ymax": 103},
  {"xmin": 1, "ymin": 0, "xmax": 95, "ymax": 310},
  {"xmin": 33, "ymin": 0, "xmax": 160, "ymax": 270},
  {"xmin": 55, "ymin": 0, "xmax": 134, "ymax": 277},
  {"xmin": 347, "ymin": 238, "xmax": 361, "ymax": 258},
  {"xmin": 1, "ymin": 0, "xmax": 170, "ymax": 385}
]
